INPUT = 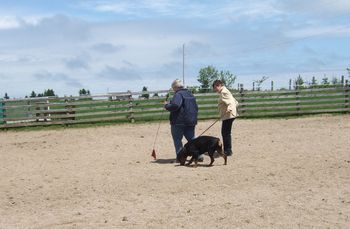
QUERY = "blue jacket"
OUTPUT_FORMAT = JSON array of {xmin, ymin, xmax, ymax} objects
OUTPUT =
[{"xmin": 165, "ymin": 89, "xmax": 198, "ymax": 126}]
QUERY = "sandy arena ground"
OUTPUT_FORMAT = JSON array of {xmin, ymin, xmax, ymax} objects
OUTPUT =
[{"xmin": 0, "ymin": 114, "xmax": 350, "ymax": 228}]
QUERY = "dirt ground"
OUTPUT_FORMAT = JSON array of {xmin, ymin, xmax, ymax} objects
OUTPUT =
[{"xmin": 0, "ymin": 114, "xmax": 350, "ymax": 228}]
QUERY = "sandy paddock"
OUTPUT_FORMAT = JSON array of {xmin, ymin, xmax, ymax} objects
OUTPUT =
[{"xmin": 0, "ymin": 115, "xmax": 350, "ymax": 228}]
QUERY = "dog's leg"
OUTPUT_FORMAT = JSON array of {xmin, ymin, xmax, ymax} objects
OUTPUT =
[
  {"xmin": 194, "ymin": 159, "xmax": 198, "ymax": 168},
  {"xmin": 208, "ymin": 151, "xmax": 215, "ymax": 166},
  {"xmin": 216, "ymin": 140, "xmax": 227, "ymax": 165},
  {"xmin": 186, "ymin": 156, "xmax": 194, "ymax": 166},
  {"xmin": 209, "ymin": 156, "xmax": 214, "ymax": 166}
]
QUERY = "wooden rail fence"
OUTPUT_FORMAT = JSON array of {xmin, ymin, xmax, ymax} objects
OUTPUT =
[{"xmin": 0, "ymin": 86, "xmax": 349, "ymax": 129}]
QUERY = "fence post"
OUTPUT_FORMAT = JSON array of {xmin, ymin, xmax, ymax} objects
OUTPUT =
[
  {"xmin": 35, "ymin": 100, "xmax": 49, "ymax": 122},
  {"xmin": 289, "ymin": 79, "xmax": 292, "ymax": 90},
  {"xmin": 341, "ymin": 75, "xmax": 344, "ymax": 86},
  {"xmin": 0, "ymin": 99, "xmax": 5, "ymax": 125},
  {"xmin": 345, "ymin": 80, "xmax": 349, "ymax": 113},
  {"xmin": 271, "ymin": 81, "xmax": 274, "ymax": 91},
  {"xmin": 27, "ymin": 100, "xmax": 31, "ymax": 119},
  {"xmin": 295, "ymin": 81, "xmax": 299, "ymax": 90},
  {"xmin": 296, "ymin": 88, "xmax": 301, "ymax": 115},
  {"xmin": 127, "ymin": 90, "xmax": 135, "ymax": 123},
  {"xmin": 252, "ymin": 82, "xmax": 255, "ymax": 91},
  {"xmin": 239, "ymin": 84, "xmax": 245, "ymax": 117},
  {"xmin": 240, "ymin": 84, "xmax": 244, "ymax": 93}
]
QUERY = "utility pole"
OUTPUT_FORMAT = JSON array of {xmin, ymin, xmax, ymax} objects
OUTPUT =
[{"xmin": 182, "ymin": 43, "xmax": 185, "ymax": 87}]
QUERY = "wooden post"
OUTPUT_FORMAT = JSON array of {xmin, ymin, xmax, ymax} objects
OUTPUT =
[
  {"xmin": 127, "ymin": 91, "xmax": 135, "ymax": 123},
  {"xmin": 252, "ymin": 82, "xmax": 255, "ymax": 91},
  {"xmin": 35, "ymin": 101, "xmax": 40, "ymax": 122},
  {"xmin": 345, "ymin": 80, "xmax": 349, "ymax": 113},
  {"xmin": 271, "ymin": 81, "xmax": 274, "ymax": 91},
  {"xmin": 27, "ymin": 100, "xmax": 31, "ymax": 119},
  {"xmin": 239, "ymin": 84, "xmax": 245, "ymax": 116},
  {"xmin": 289, "ymin": 79, "xmax": 292, "ymax": 90},
  {"xmin": 341, "ymin": 75, "xmax": 344, "ymax": 86},
  {"xmin": 239, "ymin": 84, "xmax": 244, "ymax": 93},
  {"xmin": 35, "ymin": 100, "xmax": 49, "ymax": 122},
  {"xmin": 296, "ymin": 88, "xmax": 300, "ymax": 115},
  {"xmin": 0, "ymin": 100, "xmax": 5, "ymax": 124},
  {"xmin": 65, "ymin": 98, "xmax": 76, "ymax": 121}
]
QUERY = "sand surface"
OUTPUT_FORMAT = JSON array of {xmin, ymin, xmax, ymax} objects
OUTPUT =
[{"xmin": 1, "ymin": 115, "xmax": 350, "ymax": 228}]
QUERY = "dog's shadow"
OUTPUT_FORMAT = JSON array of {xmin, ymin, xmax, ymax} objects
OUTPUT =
[
  {"xmin": 152, "ymin": 158, "xmax": 225, "ymax": 167},
  {"xmin": 151, "ymin": 158, "xmax": 177, "ymax": 164}
]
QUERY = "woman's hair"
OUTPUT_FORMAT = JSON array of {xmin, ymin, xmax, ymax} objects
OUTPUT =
[
  {"xmin": 212, "ymin": 80, "xmax": 223, "ymax": 88},
  {"xmin": 171, "ymin": 79, "xmax": 184, "ymax": 90}
]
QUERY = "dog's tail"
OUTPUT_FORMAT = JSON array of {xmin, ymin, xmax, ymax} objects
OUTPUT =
[
  {"xmin": 217, "ymin": 139, "xmax": 227, "ymax": 165},
  {"xmin": 218, "ymin": 139, "xmax": 223, "ymax": 148},
  {"xmin": 217, "ymin": 139, "xmax": 224, "ymax": 154}
]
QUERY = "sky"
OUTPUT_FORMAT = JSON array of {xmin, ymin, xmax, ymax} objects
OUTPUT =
[{"xmin": 0, "ymin": 0, "xmax": 349, "ymax": 98}]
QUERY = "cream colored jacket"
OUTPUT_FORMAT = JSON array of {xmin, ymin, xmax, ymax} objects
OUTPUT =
[{"xmin": 218, "ymin": 86, "xmax": 239, "ymax": 120}]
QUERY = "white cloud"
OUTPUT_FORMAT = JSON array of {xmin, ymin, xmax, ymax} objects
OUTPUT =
[
  {"xmin": 91, "ymin": 43, "xmax": 125, "ymax": 53},
  {"xmin": 98, "ymin": 65, "xmax": 141, "ymax": 81},
  {"xmin": 82, "ymin": 0, "xmax": 178, "ymax": 16},
  {"xmin": 64, "ymin": 54, "xmax": 90, "ymax": 70},
  {"xmin": 0, "ymin": 15, "xmax": 90, "ymax": 52},
  {"xmin": 0, "ymin": 16, "xmax": 20, "ymax": 29},
  {"xmin": 276, "ymin": 0, "xmax": 350, "ymax": 15},
  {"xmin": 80, "ymin": 0, "xmax": 284, "ymax": 21},
  {"xmin": 1, "ymin": 1, "xmax": 350, "ymax": 98},
  {"xmin": 0, "ymin": 15, "xmax": 47, "ymax": 30},
  {"xmin": 285, "ymin": 25, "xmax": 350, "ymax": 38},
  {"xmin": 212, "ymin": 1, "xmax": 283, "ymax": 22},
  {"xmin": 94, "ymin": 2, "xmax": 130, "ymax": 14},
  {"xmin": 33, "ymin": 71, "xmax": 83, "ymax": 88}
]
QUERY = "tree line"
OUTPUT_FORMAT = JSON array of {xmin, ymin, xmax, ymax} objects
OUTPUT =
[
  {"xmin": 2, "ymin": 67, "xmax": 350, "ymax": 99},
  {"xmin": 2, "ymin": 88, "xmax": 91, "ymax": 100}
]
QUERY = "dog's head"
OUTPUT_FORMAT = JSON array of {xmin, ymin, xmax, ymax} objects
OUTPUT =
[{"xmin": 176, "ymin": 147, "xmax": 188, "ymax": 165}]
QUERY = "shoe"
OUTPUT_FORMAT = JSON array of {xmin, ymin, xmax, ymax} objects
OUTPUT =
[{"xmin": 225, "ymin": 151, "xmax": 232, "ymax": 156}]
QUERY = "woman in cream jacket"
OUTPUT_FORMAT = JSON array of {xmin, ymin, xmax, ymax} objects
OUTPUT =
[{"xmin": 212, "ymin": 80, "xmax": 239, "ymax": 156}]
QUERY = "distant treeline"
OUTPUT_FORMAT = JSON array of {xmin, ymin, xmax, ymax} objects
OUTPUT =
[{"xmin": 2, "ymin": 66, "xmax": 350, "ymax": 99}]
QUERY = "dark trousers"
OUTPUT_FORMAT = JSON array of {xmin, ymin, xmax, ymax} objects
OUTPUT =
[{"xmin": 221, "ymin": 118, "xmax": 235, "ymax": 155}]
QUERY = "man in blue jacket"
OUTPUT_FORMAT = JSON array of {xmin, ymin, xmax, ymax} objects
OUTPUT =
[{"xmin": 164, "ymin": 79, "xmax": 203, "ymax": 162}]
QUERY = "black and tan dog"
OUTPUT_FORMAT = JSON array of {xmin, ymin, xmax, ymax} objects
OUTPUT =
[{"xmin": 177, "ymin": 136, "xmax": 227, "ymax": 167}]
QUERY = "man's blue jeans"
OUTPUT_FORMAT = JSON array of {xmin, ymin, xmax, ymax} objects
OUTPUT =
[{"xmin": 171, "ymin": 124, "xmax": 195, "ymax": 155}]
